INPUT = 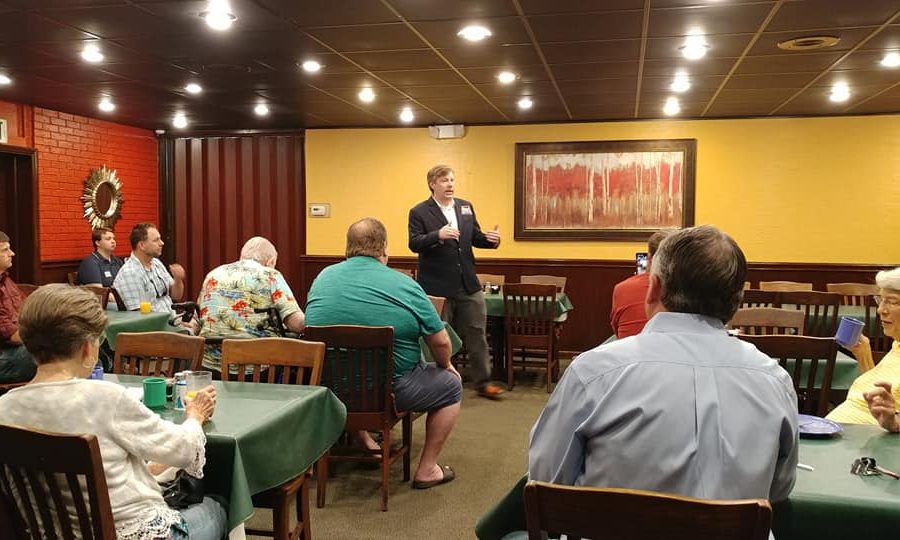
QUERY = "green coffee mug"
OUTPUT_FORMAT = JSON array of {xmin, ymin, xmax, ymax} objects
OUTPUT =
[{"xmin": 143, "ymin": 377, "xmax": 167, "ymax": 409}]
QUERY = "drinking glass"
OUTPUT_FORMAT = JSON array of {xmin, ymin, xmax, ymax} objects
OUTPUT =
[{"xmin": 185, "ymin": 371, "xmax": 212, "ymax": 401}]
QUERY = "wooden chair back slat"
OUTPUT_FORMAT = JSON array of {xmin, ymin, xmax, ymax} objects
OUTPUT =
[
  {"xmin": 738, "ymin": 335, "xmax": 838, "ymax": 416},
  {"xmin": 779, "ymin": 291, "xmax": 842, "ymax": 337},
  {"xmin": 520, "ymin": 274, "xmax": 566, "ymax": 292},
  {"xmin": 524, "ymin": 481, "xmax": 772, "ymax": 540},
  {"xmin": 826, "ymin": 282, "xmax": 879, "ymax": 306},
  {"xmin": 759, "ymin": 281, "xmax": 814, "ymax": 292},
  {"xmin": 112, "ymin": 332, "xmax": 205, "ymax": 377},
  {"xmin": 0, "ymin": 425, "xmax": 116, "ymax": 540},
  {"xmin": 220, "ymin": 337, "xmax": 324, "ymax": 385},
  {"xmin": 729, "ymin": 307, "xmax": 805, "ymax": 335}
]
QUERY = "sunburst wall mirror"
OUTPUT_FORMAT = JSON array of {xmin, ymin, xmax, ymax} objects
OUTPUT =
[{"xmin": 82, "ymin": 165, "xmax": 124, "ymax": 229}]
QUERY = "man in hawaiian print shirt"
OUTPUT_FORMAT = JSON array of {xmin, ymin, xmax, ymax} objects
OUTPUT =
[{"xmin": 197, "ymin": 237, "xmax": 305, "ymax": 374}]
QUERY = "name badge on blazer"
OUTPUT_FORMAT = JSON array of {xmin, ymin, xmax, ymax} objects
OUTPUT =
[{"xmin": 460, "ymin": 205, "xmax": 473, "ymax": 216}]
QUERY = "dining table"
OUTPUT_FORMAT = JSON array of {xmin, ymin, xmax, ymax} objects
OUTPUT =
[
  {"xmin": 420, "ymin": 321, "xmax": 463, "ymax": 363},
  {"xmin": 474, "ymin": 423, "xmax": 900, "ymax": 540},
  {"xmin": 107, "ymin": 374, "xmax": 347, "ymax": 530},
  {"xmin": 103, "ymin": 310, "xmax": 171, "ymax": 350}
]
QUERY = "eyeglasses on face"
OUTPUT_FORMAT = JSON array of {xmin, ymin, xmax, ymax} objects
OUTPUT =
[{"xmin": 874, "ymin": 295, "xmax": 900, "ymax": 309}]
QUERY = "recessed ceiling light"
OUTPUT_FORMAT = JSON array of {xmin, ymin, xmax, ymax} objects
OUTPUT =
[
  {"xmin": 517, "ymin": 97, "xmax": 533, "ymax": 110},
  {"xmin": 679, "ymin": 33, "xmax": 708, "ymax": 60},
  {"xmin": 457, "ymin": 25, "xmax": 492, "ymax": 42},
  {"xmin": 81, "ymin": 43, "xmax": 104, "ymax": 63},
  {"xmin": 172, "ymin": 113, "xmax": 188, "ymax": 129},
  {"xmin": 670, "ymin": 72, "xmax": 690, "ymax": 93},
  {"xmin": 98, "ymin": 97, "xmax": 115, "ymax": 112},
  {"xmin": 881, "ymin": 52, "xmax": 900, "ymax": 68},
  {"xmin": 200, "ymin": 0, "xmax": 236, "ymax": 31},
  {"xmin": 399, "ymin": 107, "xmax": 415, "ymax": 123},
  {"xmin": 663, "ymin": 97, "xmax": 681, "ymax": 116},
  {"xmin": 185, "ymin": 83, "xmax": 203, "ymax": 94},
  {"xmin": 777, "ymin": 35, "xmax": 840, "ymax": 52},
  {"xmin": 497, "ymin": 71, "xmax": 518, "ymax": 84},
  {"xmin": 358, "ymin": 87, "xmax": 376, "ymax": 103},
  {"xmin": 301, "ymin": 60, "xmax": 322, "ymax": 73},
  {"xmin": 0, "ymin": 74, "xmax": 11, "ymax": 85},
  {"xmin": 829, "ymin": 82, "xmax": 850, "ymax": 103},
  {"xmin": 254, "ymin": 103, "xmax": 269, "ymax": 116}
]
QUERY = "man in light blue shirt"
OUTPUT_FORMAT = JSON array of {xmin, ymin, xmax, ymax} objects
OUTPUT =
[{"xmin": 529, "ymin": 225, "xmax": 798, "ymax": 505}]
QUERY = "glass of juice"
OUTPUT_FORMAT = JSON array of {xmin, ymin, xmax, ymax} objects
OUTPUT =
[{"xmin": 185, "ymin": 371, "xmax": 213, "ymax": 401}]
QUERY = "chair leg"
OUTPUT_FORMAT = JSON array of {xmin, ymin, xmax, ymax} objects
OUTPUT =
[
  {"xmin": 381, "ymin": 428, "xmax": 391, "ymax": 512},
  {"xmin": 506, "ymin": 343, "xmax": 515, "ymax": 390},
  {"xmin": 316, "ymin": 454, "xmax": 328, "ymax": 509},
  {"xmin": 298, "ymin": 475, "xmax": 311, "ymax": 540},
  {"xmin": 273, "ymin": 492, "xmax": 290, "ymax": 540},
  {"xmin": 402, "ymin": 416, "xmax": 411, "ymax": 482}
]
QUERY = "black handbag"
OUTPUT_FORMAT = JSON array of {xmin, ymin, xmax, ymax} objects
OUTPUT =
[{"xmin": 160, "ymin": 470, "xmax": 204, "ymax": 509}]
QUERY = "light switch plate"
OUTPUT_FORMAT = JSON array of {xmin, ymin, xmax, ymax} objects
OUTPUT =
[{"xmin": 308, "ymin": 203, "xmax": 330, "ymax": 217}]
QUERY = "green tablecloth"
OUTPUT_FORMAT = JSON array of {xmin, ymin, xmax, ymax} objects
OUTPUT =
[
  {"xmin": 104, "ymin": 311, "xmax": 171, "ymax": 349},
  {"xmin": 483, "ymin": 292, "xmax": 574, "ymax": 321},
  {"xmin": 421, "ymin": 321, "xmax": 462, "ymax": 363},
  {"xmin": 475, "ymin": 424, "xmax": 900, "ymax": 540},
  {"xmin": 109, "ymin": 374, "xmax": 347, "ymax": 529}
]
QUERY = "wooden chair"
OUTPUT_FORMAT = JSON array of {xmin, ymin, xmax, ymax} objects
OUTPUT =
[
  {"xmin": 16, "ymin": 283, "xmax": 38, "ymax": 297},
  {"xmin": 780, "ymin": 290, "xmax": 842, "ymax": 338},
  {"xmin": 728, "ymin": 307, "xmax": 805, "ymax": 335},
  {"xmin": 743, "ymin": 281, "xmax": 752, "ymax": 290},
  {"xmin": 520, "ymin": 274, "xmax": 566, "ymax": 292},
  {"xmin": 67, "ymin": 271, "xmax": 78, "ymax": 286},
  {"xmin": 220, "ymin": 337, "xmax": 325, "ymax": 540},
  {"xmin": 81, "ymin": 285, "xmax": 127, "ymax": 311},
  {"xmin": 826, "ymin": 282, "xmax": 879, "ymax": 306},
  {"xmin": 0, "ymin": 424, "xmax": 116, "ymax": 540},
  {"xmin": 427, "ymin": 295, "xmax": 446, "ymax": 318},
  {"xmin": 393, "ymin": 267, "xmax": 415, "ymax": 279},
  {"xmin": 112, "ymin": 332, "xmax": 204, "ymax": 376},
  {"xmin": 739, "ymin": 335, "xmax": 838, "ymax": 416},
  {"xmin": 524, "ymin": 480, "xmax": 772, "ymax": 540},
  {"xmin": 503, "ymin": 283, "xmax": 559, "ymax": 393},
  {"xmin": 740, "ymin": 289, "xmax": 780, "ymax": 308},
  {"xmin": 303, "ymin": 325, "xmax": 410, "ymax": 512},
  {"xmin": 759, "ymin": 280, "xmax": 813, "ymax": 292},
  {"xmin": 476, "ymin": 273, "xmax": 506, "ymax": 288}
]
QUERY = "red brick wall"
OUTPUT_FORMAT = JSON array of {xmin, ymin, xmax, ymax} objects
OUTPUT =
[{"xmin": 32, "ymin": 108, "xmax": 158, "ymax": 261}]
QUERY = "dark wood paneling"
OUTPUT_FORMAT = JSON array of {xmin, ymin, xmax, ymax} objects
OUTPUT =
[
  {"xmin": 162, "ymin": 133, "xmax": 305, "ymax": 300},
  {"xmin": 38, "ymin": 259, "xmax": 80, "ymax": 285},
  {"xmin": 298, "ymin": 256, "xmax": 897, "ymax": 355}
]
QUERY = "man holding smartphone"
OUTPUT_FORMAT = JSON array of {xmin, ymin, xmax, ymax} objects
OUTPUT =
[{"xmin": 610, "ymin": 230, "xmax": 670, "ymax": 338}]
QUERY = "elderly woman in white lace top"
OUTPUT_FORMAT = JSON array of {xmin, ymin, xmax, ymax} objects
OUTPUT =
[{"xmin": 0, "ymin": 284, "xmax": 226, "ymax": 539}]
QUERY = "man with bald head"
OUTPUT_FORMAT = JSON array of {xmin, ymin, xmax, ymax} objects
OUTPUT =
[
  {"xmin": 306, "ymin": 217, "xmax": 462, "ymax": 489},
  {"xmin": 197, "ymin": 236, "xmax": 305, "ymax": 374}
]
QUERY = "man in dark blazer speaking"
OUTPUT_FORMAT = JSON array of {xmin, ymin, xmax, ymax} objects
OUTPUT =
[{"xmin": 408, "ymin": 164, "xmax": 505, "ymax": 399}]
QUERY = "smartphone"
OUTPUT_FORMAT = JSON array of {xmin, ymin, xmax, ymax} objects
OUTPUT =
[{"xmin": 636, "ymin": 252, "xmax": 649, "ymax": 275}]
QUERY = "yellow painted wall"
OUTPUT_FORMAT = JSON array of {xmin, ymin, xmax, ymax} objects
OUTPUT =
[{"xmin": 306, "ymin": 114, "xmax": 900, "ymax": 263}]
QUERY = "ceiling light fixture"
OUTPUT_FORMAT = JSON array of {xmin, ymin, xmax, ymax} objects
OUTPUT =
[
  {"xmin": 881, "ymin": 52, "xmax": 900, "ymax": 68},
  {"xmin": 98, "ymin": 97, "xmax": 115, "ymax": 112},
  {"xmin": 777, "ymin": 35, "xmax": 840, "ymax": 52},
  {"xmin": 829, "ymin": 82, "xmax": 850, "ymax": 103},
  {"xmin": 497, "ymin": 71, "xmax": 517, "ymax": 84},
  {"xmin": 663, "ymin": 97, "xmax": 681, "ymax": 116},
  {"xmin": 679, "ymin": 32, "xmax": 708, "ymax": 60},
  {"xmin": 81, "ymin": 43, "xmax": 104, "ymax": 63},
  {"xmin": 185, "ymin": 83, "xmax": 203, "ymax": 94},
  {"xmin": 301, "ymin": 60, "xmax": 322, "ymax": 73},
  {"xmin": 358, "ymin": 87, "xmax": 376, "ymax": 103},
  {"xmin": 254, "ymin": 103, "xmax": 269, "ymax": 116},
  {"xmin": 399, "ymin": 107, "xmax": 414, "ymax": 123},
  {"xmin": 670, "ymin": 72, "xmax": 690, "ymax": 93},
  {"xmin": 517, "ymin": 97, "xmax": 533, "ymax": 110},
  {"xmin": 457, "ymin": 25, "xmax": 492, "ymax": 42},
  {"xmin": 172, "ymin": 113, "xmax": 188, "ymax": 129},
  {"xmin": 0, "ymin": 74, "xmax": 11, "ymax": 85},
  {"xmin": 200, "ymin": 0, "xmax": 236, "ymax": 31}
]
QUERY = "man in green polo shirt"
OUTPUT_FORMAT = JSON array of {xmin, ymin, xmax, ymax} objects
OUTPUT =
[{"xmin": 306, "ymin": 217, "xmax": 462, "ymax": 490}]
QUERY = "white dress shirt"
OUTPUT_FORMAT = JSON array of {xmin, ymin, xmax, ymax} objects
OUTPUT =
[{"xmin": 434, "ymin": 197, "xmax": 457, "ymax": 229}]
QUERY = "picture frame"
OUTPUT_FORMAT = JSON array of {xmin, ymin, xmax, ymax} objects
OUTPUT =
[{"xmin": 514, "ymin": 139, "xmax": 696, "ymax": 241}]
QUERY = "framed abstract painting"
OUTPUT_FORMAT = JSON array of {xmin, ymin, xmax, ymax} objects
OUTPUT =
[{"xmin": 514, "ymin": 139, "xmax": 696, "ymax": 240}]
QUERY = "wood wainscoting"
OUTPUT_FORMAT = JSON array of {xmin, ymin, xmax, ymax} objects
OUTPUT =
[
  {"xmin": 39, "ymin": 259, "xmax": 80, "ymax": 286},
  {"xmin": 298, "ymin": 256, "xmax": 896, "ymax": 356}
]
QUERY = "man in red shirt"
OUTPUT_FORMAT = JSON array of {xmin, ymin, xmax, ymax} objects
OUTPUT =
[
  {"xmin": 610, "ymin": 231, "xmax": 671, "ymax": 339},
  {"xmin": 0, "ymin": 231, "xmax": 35, "ymax": 383}
]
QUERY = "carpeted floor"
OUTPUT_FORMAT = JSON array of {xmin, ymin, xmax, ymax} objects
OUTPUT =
[{"xmin": 245, "ymin": 370, "xmax": 556, "ymax": 540}]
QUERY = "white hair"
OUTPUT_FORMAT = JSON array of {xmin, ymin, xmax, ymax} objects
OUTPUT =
[
  {"xmin": 876, "ymin": 267, "xmax": 900, "ymax": 292},
  {"xmin": 240, "ymin": 237, "xmax": 277, "ymax": 264}
]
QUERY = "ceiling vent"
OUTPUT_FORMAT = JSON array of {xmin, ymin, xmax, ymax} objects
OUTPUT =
[{"xmin": 777, "ymin": 36, "xmax": 840, "ymax": 51}]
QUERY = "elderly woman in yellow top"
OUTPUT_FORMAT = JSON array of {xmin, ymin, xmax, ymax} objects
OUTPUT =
[{"xmin": 827, "ymin": 267, "xmax": 900, "ymax": 430}]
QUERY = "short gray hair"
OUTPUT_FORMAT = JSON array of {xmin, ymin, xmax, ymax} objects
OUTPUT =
[
  {"xmin": 240, "ymin": 237, "xmax": 277, "ymax": 264},
  {"xmin": 651, "ymin": 225, "xmax": 747, "ymax": 323},
  {"xmin": 876, "ymin": 267, "xmax": 900, "ymax": 292}
]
